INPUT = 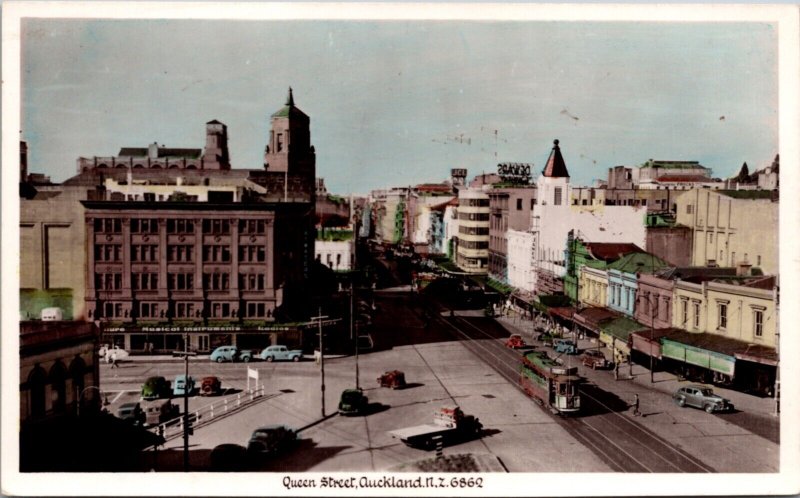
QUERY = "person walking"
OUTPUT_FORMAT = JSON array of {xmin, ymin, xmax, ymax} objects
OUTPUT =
[
  {"xmin": 632, "ymin": 393, "xmax": 641, "ymax": 416},
  {"xmin": 110, "ymin": 351, "xmax": 118, "ymax": 369}
]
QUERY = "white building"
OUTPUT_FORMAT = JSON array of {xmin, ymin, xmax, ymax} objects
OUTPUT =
[
  {"xmin": 315, "ymin": 239, "xmax": 354, "ymax": 271},
  {"xmin": 507, "ymin": 229, "xmax": 536, "ymax": 292},
  {"xmin": 531, "ymin": 140, "xmax": 647, "ymax": 293},
  {"xmin": 455, "ymin": 188, "xmax": 490, "ymax": 273}
]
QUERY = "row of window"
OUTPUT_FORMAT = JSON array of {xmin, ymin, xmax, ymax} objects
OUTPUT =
[
  {"xmin": 99, "ymin": 301, "xmax": 274, "ymax": 319},
  {"xmin": 458, "ymin": 226, "xmax": 489, "ymax": 236},
  {"xmin": 458, "ymin": 212, "xmax": 490, "ymax": 221},
  {"xmin": 678, "ymin": 299, "xmax": 764, "ymax": 337},
  {"xmin": 93, "ymin": 218, "xmax": 269, "ymax": 235},
  {"xmin": 94, "ymin": 272, "xmax": 267, "ymax": 291},
  {"xmin": 95, "ymin": 244, "xmax": 268, "ymax": 263},
  {"xmin": 462, "ymin": 198, "xmax": 489, "ymax": 207},
  {"xmin": 459, "ymin": 240, "xmax": 489, "ymax": 250}
]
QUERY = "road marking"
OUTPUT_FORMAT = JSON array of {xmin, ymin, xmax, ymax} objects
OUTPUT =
[{"xmin": 111, "ymin": 391, "xmax": 126, "ymax": 403}]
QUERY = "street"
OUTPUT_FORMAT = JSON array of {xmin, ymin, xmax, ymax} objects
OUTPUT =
[{"xmin": 100, "ymin": 289, "xmax": 778, "ymax": 473}]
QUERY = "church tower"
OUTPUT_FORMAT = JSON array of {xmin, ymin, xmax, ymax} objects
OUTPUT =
[
  {"xmin": 264, "ymin": 87, "xmax": 315, "ymax": 179},
  {"xmin": 537, "ymin": 139, "xmax": 571, "ymax": 207}
]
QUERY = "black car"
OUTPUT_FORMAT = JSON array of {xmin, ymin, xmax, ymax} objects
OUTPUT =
[{"xmin": 116, "ymin": 402, "xmax": 144, "ymax": 426}]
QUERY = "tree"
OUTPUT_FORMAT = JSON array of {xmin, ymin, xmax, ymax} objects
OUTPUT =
[{"xmin": 734, "ymin": 162, "xmax": 750, "ymax": 183}]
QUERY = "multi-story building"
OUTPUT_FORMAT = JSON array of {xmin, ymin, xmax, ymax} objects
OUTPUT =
[
  {"xmin": 487, "ymin": 181, "xmax": 536, "ymax": 283},
  {"xmin": 74, "ymin": 90, "xmax": 316, "ymax": 353},
  {"xmin": 674, "ymin": 188, "xmax": 779, "ymax": 274},
  {"xmin": 506, "ymin": 229, "xmax": 536, "ymax": 292},
  {"xmin": 604, "ymin": 161, "xmax": 720, "ymax": 211},
  {"xmin": 455, "ymin": 188, "xmax": 490, "ymax": 273}
]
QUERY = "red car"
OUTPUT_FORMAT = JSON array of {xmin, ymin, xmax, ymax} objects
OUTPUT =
[
  {"xmin": 505, "ymin": 334, "xmax": 527, "ymax": 349},
  {"xmin": 377, "ymin": 370, "xmax": 407, "ymax": 389},
  {"xmin": 200, "ymin": 376, "xmax": 222, "ymax": 396}
]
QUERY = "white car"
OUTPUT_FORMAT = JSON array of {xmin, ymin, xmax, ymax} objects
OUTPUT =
[{"xmin": 99, "ymin": 344, "xmax": 130, "ymax": 363}]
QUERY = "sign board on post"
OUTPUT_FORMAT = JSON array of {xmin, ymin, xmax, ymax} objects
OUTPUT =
[{"xmin": 247, "ymin": 367, "xmax": 259, "ymax": 392}]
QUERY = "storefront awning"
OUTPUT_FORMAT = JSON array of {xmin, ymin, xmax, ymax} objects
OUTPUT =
[
  {"xmin": 573, "ymin": 307, "xmax": 619, "ymax": 333},
  {"xmin": 661, "ymin": 330, "xmax": 777, "ymax": 371},
  {"xmin": 599, "ymin": 316, "xmax": 647, "ymax": 343},
  {"xmin": 548, "ymin": 306, "xmax": 576, "ymax": 320},
  {"xmin": 630, "ymin": 328, "xmax": 683, "ymax": 359}
]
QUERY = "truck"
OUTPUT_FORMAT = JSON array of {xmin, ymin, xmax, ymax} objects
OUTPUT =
[
  {"xmin": 259, "ymin": 345, "xmax": 303, "ymax": 362},
  {"xmin": 388, "ymin": 406, "xmax": 483, "ymax": 450}
]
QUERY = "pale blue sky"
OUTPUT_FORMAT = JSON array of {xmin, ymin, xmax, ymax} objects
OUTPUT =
[{"xmin": 22, "ymin": 20, "xmax": 777, "ymax": 194}]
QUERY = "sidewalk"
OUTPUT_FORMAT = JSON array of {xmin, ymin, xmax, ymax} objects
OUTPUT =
[{"xmin": 494, "ymin": 314, "xmax": 779, "ymax": 419}]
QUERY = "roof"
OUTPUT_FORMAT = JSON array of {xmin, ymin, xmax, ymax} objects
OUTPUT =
[
  {"xmin": 415, "ymin": 183, "xmax": 454, "ymax": 193},
  {"xmin": 600, "ymin": 316, "xmax": 647, "ymax": 341},
  {"xmin": 718, "ymin": 190, "xmax": 776, "ymax": 200},
  {"xmin": 429, "ymin": 197, "xmax": 459, "ymax": 211},
  {"xmin": 607, "ymin": 252, "xmax": 669, "ymax": 274},
  {"xmin": 660, "ymin": 329, "xmax": 777, "ymax": 366},
  {"xmin": 117, "ymin": 147, "xmax": 202, "ymax": 159},
  {"xmin": 584, "ymin": 242, "xmax": 643, "ymax": 262},
  {"xmin": 573, "ymin": 307, "xmax": 620, "ymax": 330},
  {"xmin": 548, "ymin": 306, "xmax": 576, "ymax": 320},
  {"xmin": 639, "ymin": 160, "xmax": 707, "ymax": 170},
  {"xmin": 655, "ymin": 175, "xmax": 714, "ymax": 183},
  {"xmin": 654, "ymin": 266, "xmax": 737, "ymax": 281},
  {"xmin": 541, "ymin": 139, "xmax": 570, "ymax": 178},
  {"xmin": 271, "ymin": 87, "xmax": 309, "ymax": 119}
]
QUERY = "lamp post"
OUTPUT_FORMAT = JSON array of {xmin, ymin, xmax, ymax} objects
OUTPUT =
[
  {"xmin": 311, "ymin": 309, "xmax": 328, "ymax": 417},
  {"xmin": 172, "ymin": 332, "xmax": 196, "ymax": 472}
]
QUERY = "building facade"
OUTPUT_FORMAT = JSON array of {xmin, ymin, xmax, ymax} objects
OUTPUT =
[
  {"xmin": 674, "ymin": 188, "xmax": 779, "ymax": 274},
  {"xmin": 488, "ymin": 184, "xmax": 536, "ymax": 283},
  {"xmin": 455, "ymin": 188, "xmax": 490, "ymax": 273}
]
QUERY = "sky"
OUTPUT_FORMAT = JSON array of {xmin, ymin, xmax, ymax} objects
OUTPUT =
[{"xmin": 21, "ymin": 19, "xmax": 778, "ymax": 195}]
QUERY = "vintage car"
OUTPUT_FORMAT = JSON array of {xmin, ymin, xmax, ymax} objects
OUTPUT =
[
  {"xmin": 173, "ymin": 375, "xmax": 195, "ymax": 396},
  {"xmin": 200, "ymin": 376, "xmax": 223, "ymax": 396},
  {"xmin": 580, "ymin": 350, "xmax": 610, "ymax": 369},
  {"xmin": 246, "ymin": 425, "xmax": 297, "ymax": 457},
  {"xmin": 99, "ymin": 344, "xmax": 130, "ymax": 363},
  {"xmin": 673, "ymin": 385, "xmax": 735, "ymax": 413},
  {"xmin": 505, "ymin": 334, "xmax": 527, "ymax": 349},
  {"xmin": 141, "ymin": 376, "xmax": 171, "ymax": 400},
  {"xmin": 338, "ymin": 388, "xmax": 369, "ymax": 416},
  {"xmin": 116, "ymin": 402, "xmax": 144, "ymax": 426},
  {"xmin": 209, "ymin": 444, "xmax": 248, "ymax": 471},
  {"xmin": 259, "ymin": 345, "xmax": 303, "ymax": 362},
  {"xmin": 142, "ymin": 399, "xmax": 179, "ymax": 427},
  {"xmin": 377, "ymin": 370, "xmax": 407, "ymax": 389},
  {"xmin": 210, "ymin": 345, "xmax": 253, "ymax": 363},
  {"xmin": 553, "ymin": 338, "xmax": 579, "ymax": 355}
]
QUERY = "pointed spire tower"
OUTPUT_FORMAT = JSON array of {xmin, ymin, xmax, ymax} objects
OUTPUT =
[
  {"xmin": 264, "ymin": 86, "xmax": 315, "ymax": 177},
  {"xmin": 542, "ymin": 139, "xmax": 570, "ymax": 178},
  {"xmin": 536, "ymin": 139, "xmax": 570, "ymax": 206}
]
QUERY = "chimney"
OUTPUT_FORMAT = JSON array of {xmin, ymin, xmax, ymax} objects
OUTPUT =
[
  {"xmin": 148, "ymin": 142, "xmax": 159, "ymax": 159},
  {"xmin": 736, "ymin": 262, "xmax": 752, "ymax": 277}
]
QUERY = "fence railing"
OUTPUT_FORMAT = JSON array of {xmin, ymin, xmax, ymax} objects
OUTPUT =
[{"xmin": 149, "ymin": 385, "xmax": 267, "ymax": 444}]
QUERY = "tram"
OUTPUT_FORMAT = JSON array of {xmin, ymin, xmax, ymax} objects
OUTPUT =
[{"xmin": 519, "ymin": 350, "xmax": 581, "ymax": 414}]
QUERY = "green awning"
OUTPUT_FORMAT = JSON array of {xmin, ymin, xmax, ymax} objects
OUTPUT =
[{"xmin": 599, "ymin": 317, "xmax": 647, "ymax": 342}]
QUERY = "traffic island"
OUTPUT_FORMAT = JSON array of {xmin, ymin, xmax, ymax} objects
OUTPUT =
[{"xmin": 389, "ymin": 453, "xmax": 506, "ymax": 473}]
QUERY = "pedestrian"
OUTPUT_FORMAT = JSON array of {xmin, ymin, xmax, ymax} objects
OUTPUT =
[
  {"xmin": 632, "ymin": 393, "xmax": 641, "ymax": 416},
  {"xmin": 614, "ymin": 362, "xmax": 620, "ymax": 380},
  {"xmin": 110, "ymin": 351, "xmax": 118, "ymax": 369}
]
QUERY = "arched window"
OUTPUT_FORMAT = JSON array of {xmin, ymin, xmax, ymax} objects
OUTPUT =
[
  {"xmin": 48, "ymin": 362, "xmax": 68, "ymax": 415},
  {"xmin": 185, "ymin": 164, "xmax": 197, "ymax": 170},
  {"xmin": 69, "ymin": 356, "xmax": 86, "ymax": 412},
  {"xmin": 115, "ymin": 164, "xmax": 127, "ymax": 169},
  {"xmin": 27, "ymin": 366, "xmax": 47, "ymax": 418},
  {"xmin": 151, "ymin": 163, "xmax": 163, "ymax": 169},
  {"xmin": 133, "ymin": 163, "xmax": 144, "ymax": 169},
  {"xmin": 97, "ymin": 163, "xmax": 108, "ymax": 169},
  {"xmin": 168, "ymin": 164, "xmax": 179, "ymax": 169}
]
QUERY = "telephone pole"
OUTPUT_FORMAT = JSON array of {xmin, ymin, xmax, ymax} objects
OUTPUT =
[
  {"xmin": 311, "ymin": 309, "xmax": 328, "ymax": 417},
  {"xmin": 173, "ymin": 332, "xmax": 196, "ymax": 472}
]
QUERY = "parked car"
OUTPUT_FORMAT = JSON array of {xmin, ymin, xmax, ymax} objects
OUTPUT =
[
  {"xmin": 377, "ymin": 370, "xmax": 406, "ymax": 389},
  {"xmin": 173, "ymin": 375, "xmax": 195, "ymax": 396},
  {"xmin": 141, "ymin": 376, "xmax": 171, "ymax": 400},
  {"xmin": 581, "ymin": 350, "xmax": 610, "ymax": 369},
  {"xmin": 259, "ymin": 345, "xmax": 303, "ymax": 362},
  {"xmin": 246, "ymin": 425, "xmax": 297, "ymax": 457},
  {"xmin": 338, "ymin": 388, "xmax": 369, "ymax": 416},
  {"xmin": 142, "ymin": 399, "xmax": 179, "ymax": 427},
  {"xmin": 200, "ymin": 376, "xmax": 222, "ymax": 396},
  {"xmin": 553, "ymin": 338, "xmax": 579, "ymax": 355},
  {"xmin": 210, "ymin": 345, "xmax": 253, "ymax": 363},
  {"xmin": 99, "ymin": 344, "xmax": 130, "ymax": 363},
  {"xmin": 209, "ymin": 444, "xmax": 248, "ymax": 471},
  {"xmin": 535, "ymin": 332, "xmax": 557, "ymax": 346},
  {"xmin": 116, "ymin": 402, "xmax": 144, "ymax": 426},
  {"xmin": 673, "ymin": 385, "xmax": 735, "ymax": 413},
  {"xmin": 505, "ymin": 334, "xmax": 527, "ymax": 349}
]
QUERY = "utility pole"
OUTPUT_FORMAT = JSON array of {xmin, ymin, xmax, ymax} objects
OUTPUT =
[
  {"xmin": 173, "ymin": 332, "xmax": 196, "ymax": 472},
  {"xmin": 311, "ymin": 309, "xmax": 328, "ymax": 417}
]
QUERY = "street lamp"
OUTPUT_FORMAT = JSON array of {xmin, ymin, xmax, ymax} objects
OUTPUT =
[
  {"xmin": 311, "ymin": 309, "xmax": 329, "ymax": 418},
  {"xmin": 173, "ymin": 331, "xmax": 196, "ymax": 472}
]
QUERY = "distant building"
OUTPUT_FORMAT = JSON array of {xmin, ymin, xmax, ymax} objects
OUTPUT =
[
  {"xmin": 455, "ymin": 188, "xmax": 490, "ymax": 273},
  {"xmin": 674, "ymin": 188, "xmax": 778, "ymax": 274},
  {"xmin": 487, "ymin": 184, "xmax": 537, "ymax": 283},
  {"xmin": 506, "ymin": 229, "xmax": 536, "ymax": 292}
]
